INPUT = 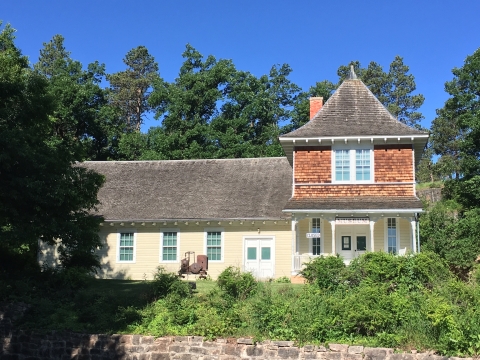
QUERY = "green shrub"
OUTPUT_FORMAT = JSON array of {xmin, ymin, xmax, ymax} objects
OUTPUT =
[
  {"xmin": 274, "ymin": 276, "xmax": 291, "ymax": 283},
  {"xmin": 150, "ymin": 266, "xmax": 191, "ymax": 300},
  {"xmin": 344, "ymin": 251, "xmax": 451, "ymax": 290},
  {"xmin": 217, "ymin": 266, "xmax": 257, "ymax": 299},
  {"xmin": 300, "ymin": 255, "xmax": 346, "ymax": 290}
]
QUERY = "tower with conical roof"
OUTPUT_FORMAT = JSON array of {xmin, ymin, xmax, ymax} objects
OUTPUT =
[{"xmin": 279, "ymin": 67, "xmax": 428, "ymax": 266}]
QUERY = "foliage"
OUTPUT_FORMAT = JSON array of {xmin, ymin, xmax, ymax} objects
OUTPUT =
[
  {"xmin": 344, "ymin": 251, "xmax": 451, "ymax": 290},
  {"xmin": 416, "ymin": 145, "xmax": 443, "ymax": 183},
  {"xmin": 107, "ymin": 46, "xmax": 160, "ymax": 132},
  {"xmin": 299, "ymin": 255, "xmax": 346, "ymax": 290},
  {"xmin": 0, "ymin": 23, "xmax": 104, "ymax": 272},
  {"xmin": 420, "ymin": 200, "xmax": 480, "ymax": 277},
  {"xmin": 286, "ymin": 80, "xmax": 336, "ymax": 132},
  {"xmin": 149, "ymin": 44, "xmax": 235, "ymax": 159},
  {"xmin": 212, "ymin": 63, "xmax": 300, "ymax": 157},
  {"xmin": 149, "ymin": 266, "xmax": 192, "ymax": 300},
  {"xmin": 216, "ymin": 266, "xmax": 258, "ymax": 300},
  {"xmin": 439, "ymin": 48, "xmax": 480, "ymax": 178},
  {"xmin": 8, "ymin": 259, "xmax": 480, "ymax": 356},
  {"xmin": 34, "ymin": 35, "xmax": 119, "ymax": 161}
]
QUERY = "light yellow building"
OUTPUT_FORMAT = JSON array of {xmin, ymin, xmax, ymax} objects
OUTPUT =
[{"xmin": 39, "ymin": 70, "xmax": 428, "ymax": 280}]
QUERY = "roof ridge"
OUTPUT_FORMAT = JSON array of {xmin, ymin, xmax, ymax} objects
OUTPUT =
[{"xmin": 82, "ymin": 157, "xmax": 288, "ymax": 164}]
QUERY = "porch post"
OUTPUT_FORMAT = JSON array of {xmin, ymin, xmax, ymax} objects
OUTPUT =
[
  {"xmin": 329, "ymin": 220, "xmax": 336, "ymax": 255},
  {"xmin": 291, "ymin": 219, "xmax": 297, "ymax": 274},
  {"xmin": 369, "ymin": 219, "xmax": 375, "ymax": 252},
  {"xmin": 410, "ymin": 218, "xmax": 417, "ymax": 253}
]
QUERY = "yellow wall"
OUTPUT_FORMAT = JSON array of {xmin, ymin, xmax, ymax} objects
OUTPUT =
[
  {"xmin": 399, "ymin": 218, "xmax": 411, "ymax": 250},
  {"xmin": 38, "ymin": 217, "xmax": 415, "ymax": 280},
  {"xmin": 295, "ymin": 217, "xmax": 412, "ymax": 255},
  {"xmin": 94, "ymin": 221, "xmax": 291, "ymax": 280}
]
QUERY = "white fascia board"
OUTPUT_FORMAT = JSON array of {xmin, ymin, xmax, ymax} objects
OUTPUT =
[
  {"xmin": 283, "ymin": 209, "xmax": 424, "ymax": 214},
  {"xmin": 279, "ymin": 135, "xmax": 429, "ymax": 142}
]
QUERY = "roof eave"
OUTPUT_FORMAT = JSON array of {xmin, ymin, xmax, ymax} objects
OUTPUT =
[{"xmin": 283, "ymin": 209, "xmax": 424, "ymax": 214}]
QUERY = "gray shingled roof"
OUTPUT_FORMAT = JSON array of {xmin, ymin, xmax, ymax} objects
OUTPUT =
[
  {"xmin": 282, "ymin": 79, "xmax": 428, "ymax": 138},
  {"xmin": 283, "ymin": 197, "xmax": 423, "ymax": 212},
  {"xmin": 82, "ymin": 158, "xmax": 293, "ymax": 221}
]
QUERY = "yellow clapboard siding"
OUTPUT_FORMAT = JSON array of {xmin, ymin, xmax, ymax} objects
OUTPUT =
[
  {"xmin": 96, "ymin": 223, "xmax": 291, "ymax": 280},
  {"xmin": 399, "ymin": 218, "xmax": 411, "ymax": 250},
  {"xmin": 374, "ymin": 218, "xmax": 385, "ymax": 252}
]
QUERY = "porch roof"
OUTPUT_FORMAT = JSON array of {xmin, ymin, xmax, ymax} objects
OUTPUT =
[{"xmin": 283, "ymin": 196, "xmax": 423, "ymax": 213}]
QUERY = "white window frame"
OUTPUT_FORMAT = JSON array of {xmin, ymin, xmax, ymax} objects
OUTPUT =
[
  {"xmin": 332, "ymin": 144, "xmax": 374, "ymax": 184},
  {"xmin": 384, "ymin": 218, "xmax": 400, "ymax": 254},
  {"xmin": 159, "ymin": 228, "xmax": 180, "ymax": 263},
  {"xmin": 204, "ymin": 228, "xmax": 224, "ymax": 263},
  {"xmin": 309, "ymin": 218, "xmax": 324, "ymax": 256},
  {"xmin": 117, "ymin": 229, "xmax": 136, "ymax": 263}
]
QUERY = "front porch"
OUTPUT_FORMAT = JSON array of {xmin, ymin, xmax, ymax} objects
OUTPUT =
[{"xmin": 290, "ymin": 214, "xmax": 419, "ymax": 273}]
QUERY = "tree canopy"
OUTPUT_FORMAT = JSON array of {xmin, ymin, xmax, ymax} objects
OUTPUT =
[{"xmin": 0, "ymin": 24, "xmax": 104, "ymax": 273}]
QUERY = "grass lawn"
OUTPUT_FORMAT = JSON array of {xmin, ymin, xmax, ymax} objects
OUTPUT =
[
  {"xmin": 84, "ymin": 278, "xmax": 304, "ymax": 298},
  {"xmin": 88, "ymin": 279, "xmax": 152, "ymax": 307},
  {"xmin": 194, "ymin": 279, "xmax": 303, "ymax": 295}
]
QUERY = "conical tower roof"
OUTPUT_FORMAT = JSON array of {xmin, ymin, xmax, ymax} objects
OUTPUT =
[{"xmin": 282, "ymin": 77, "xmax": 427, "ymax": 138}]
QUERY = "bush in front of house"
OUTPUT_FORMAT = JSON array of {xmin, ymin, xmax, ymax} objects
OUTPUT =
[
  {"xmin": 149, "ymin": 266, "xmax": 192, "ymax": 300},
  {"xmin": 216, "ymin": 266, "xmax": 258, "ymax": 300},
  {"xmin": 299, "ymin": 254, "xmax": 346, "ymax": 290}
]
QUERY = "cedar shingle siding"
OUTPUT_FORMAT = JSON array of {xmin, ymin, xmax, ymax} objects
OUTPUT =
[
  {"xmin": 374, "ymin": 145, "xmax": 414, "ymax": 182},
  {"xmin": 294, "ymin": 184, "xmax": 414, "ymax": 198},
  {"xmin": 294, "ymin": 146, "xmax": 331, "ymax": 183}
]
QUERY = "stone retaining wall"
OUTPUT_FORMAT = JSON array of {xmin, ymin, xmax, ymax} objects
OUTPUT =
[{"xmin": 0, "ymin": 332, "xmax": 473, "ymax": 360}]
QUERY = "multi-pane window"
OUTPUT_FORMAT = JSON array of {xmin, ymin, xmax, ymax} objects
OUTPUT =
[
  {"xmin": 207, "ymin": 231, "xmax": 222, "ymax": 261},
  {"xmin": 355, "ymin": 149, "xmax": 371, "ymax": 181},
  {"xmin": 342, "ymin": 236, "xmax": 352, "ymax": 250},
  {"xmin": 387, "ymin": 218, "xmax": 397, "ymax": 254},
  {"xmin": 312, "ymin": 218, "xmax": 321, "ymax": 255},
  {"xmin": 162, "ymin": 232, "xmax": 177, "ymax": 261},
  {"xmin": 335, "ymin": 149, "xmax": 350, "ymax": 181},
  {"xmin": 119, "ymin": 232, "xmax": 134, "ymax": 262},
  {"xmin": 334, "ymin": 148, "xmax": 372, "ymax": 183}
]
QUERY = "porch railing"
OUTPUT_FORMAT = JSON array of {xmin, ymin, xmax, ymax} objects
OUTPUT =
[{"xmin": 293, "ymin": 254, "xmax": 321, "ymax": 272}]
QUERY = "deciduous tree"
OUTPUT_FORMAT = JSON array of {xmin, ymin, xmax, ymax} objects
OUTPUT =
[
  {"xmin": 0, "ymin": 24, "xmax": 104, "ymax": 272},
  {"xmin": 34, "ymin": 35, "xmax": 117, "ymax": 160},
  {"xmin": 149, "ymin": 44, "xmax": 235, "ymax": 159}
]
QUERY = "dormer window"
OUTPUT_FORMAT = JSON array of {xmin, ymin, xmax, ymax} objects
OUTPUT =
[{"xmin": 333, "ymin": 145, "xmax": 373, "ymax": 183}]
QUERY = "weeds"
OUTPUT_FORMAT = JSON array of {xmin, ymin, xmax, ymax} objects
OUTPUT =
[{"xmin": 3, "ymin": 253, "xmax": 480, "ymax": 356}]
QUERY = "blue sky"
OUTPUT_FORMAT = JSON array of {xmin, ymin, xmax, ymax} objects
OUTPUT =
[{"xmin": 2, "ymin": 0, "xmax": 479, "ymax": 132}]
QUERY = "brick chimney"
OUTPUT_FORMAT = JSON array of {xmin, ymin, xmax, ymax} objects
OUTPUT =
[{"xmin": 310, "ymin": 97, "xmax": 323, "ymax": 119}]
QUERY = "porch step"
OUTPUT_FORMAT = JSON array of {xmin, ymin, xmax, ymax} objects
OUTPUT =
[{"xmin": 290, "ymin": 275, "xmax": 306, "ymax": 284}]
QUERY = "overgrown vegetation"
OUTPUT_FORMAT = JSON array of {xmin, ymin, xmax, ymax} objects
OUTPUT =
[{"xmin": 3, "ymin": 260, "xmax": 479, "ymax": 357}]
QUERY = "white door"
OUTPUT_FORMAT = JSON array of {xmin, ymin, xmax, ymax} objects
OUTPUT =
[
  {"xmin": 244, "ymin": 237, "xmax": 274, "ymax": 278},
  {"xmin": 338, "ymin": 234, "xmax": 354, "ymax": 263}
]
